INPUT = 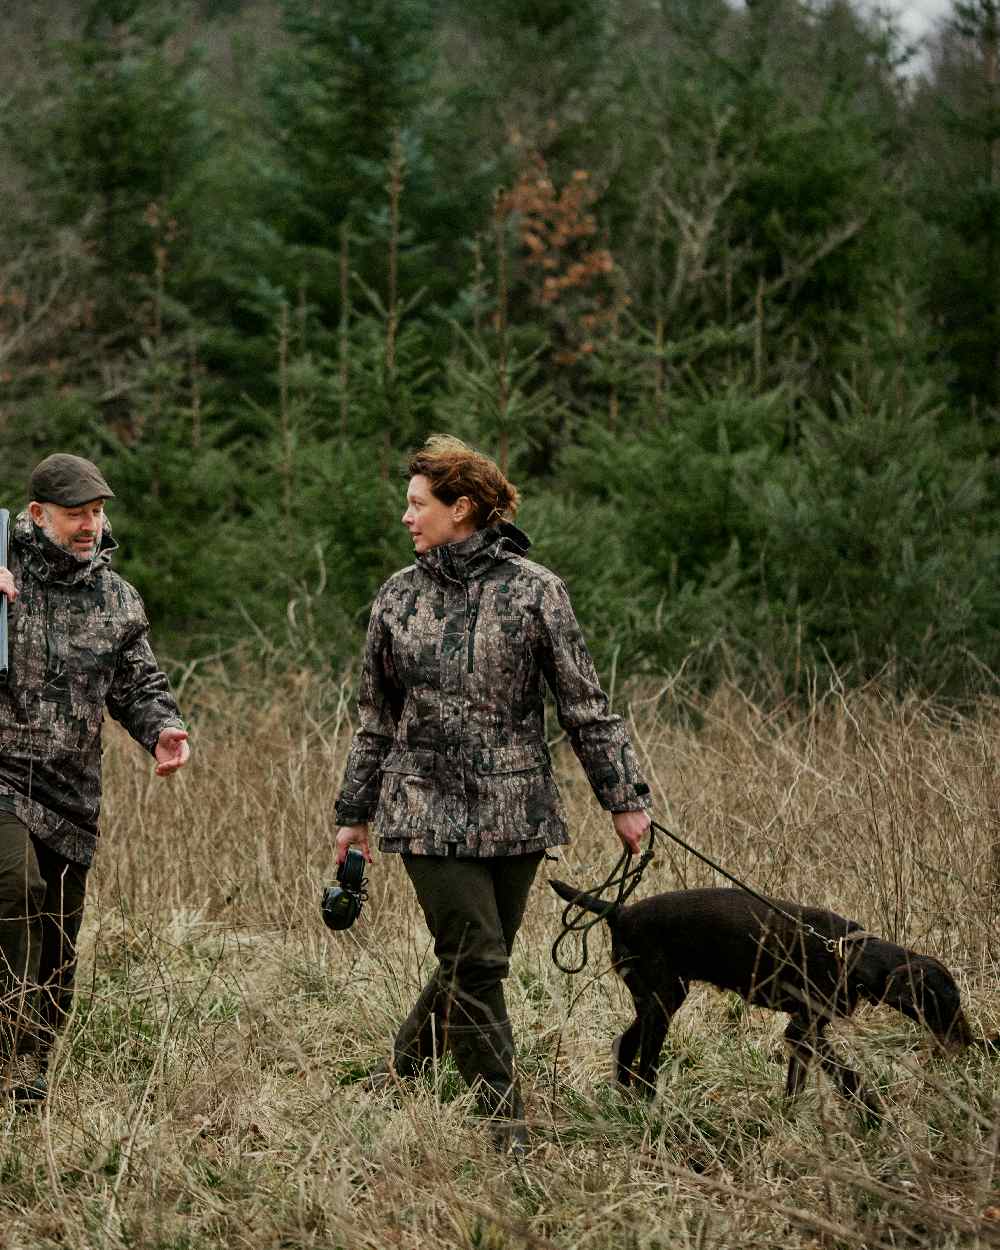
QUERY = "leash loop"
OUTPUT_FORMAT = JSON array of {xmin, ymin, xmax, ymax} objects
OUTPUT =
[{"xmin": 551, "ymin": 826, "xmax": 657, "ymax": 974}]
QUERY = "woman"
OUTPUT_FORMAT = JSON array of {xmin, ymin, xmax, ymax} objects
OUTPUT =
[{"xmin": 334, "ymin": 435, "xmax": 650, "ymax": 1150}]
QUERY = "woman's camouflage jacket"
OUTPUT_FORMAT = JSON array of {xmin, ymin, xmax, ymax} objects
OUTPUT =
[
  {"xmin": 334, "ymin": 523, "xmax": 650, "ymax": 857},
  {"xmin": 0, "ymin": 513, "xmax": 185, "ymax": 865}
]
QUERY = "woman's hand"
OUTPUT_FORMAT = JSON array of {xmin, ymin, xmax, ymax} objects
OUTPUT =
[
  {"xmin": 335, "ymin": 824, "xmax": 372, "ymax": 864},
  {"xmin": 612, "ymin": 809, "xmax": 650, "ymax": 856}
]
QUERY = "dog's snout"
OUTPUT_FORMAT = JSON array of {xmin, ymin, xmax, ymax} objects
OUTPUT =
[{"xmin": 941, "ymin": 1009, "xmax": 974, "ymax": 1052}]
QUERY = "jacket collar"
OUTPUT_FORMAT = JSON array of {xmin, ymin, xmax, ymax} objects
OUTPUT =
[
  {"xmin": 13, "ymin": 509, "xmax": 117, "ymax": 587},
  {"xmin": 417, "ymin": 521, "xmax": 531, "ymax": 584}
]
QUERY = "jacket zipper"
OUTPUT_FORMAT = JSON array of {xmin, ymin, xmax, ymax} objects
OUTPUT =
[{"xmin": 466, "ymin": 594, "xmax": 480, "ymax": 672}]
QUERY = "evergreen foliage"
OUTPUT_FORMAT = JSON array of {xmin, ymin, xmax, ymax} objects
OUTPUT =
[
  {"xmin": 914, "ymin": 0, "xmax": 1000, "ymax": 410},
  {"xmin": 0, "ymin": 0, "xmax": 997, "ymax": 699}
]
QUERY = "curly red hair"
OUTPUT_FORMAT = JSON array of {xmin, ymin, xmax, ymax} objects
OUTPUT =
[{"xmin": 407, "ymin": 435, "xmax": 520, "ymax": 529}]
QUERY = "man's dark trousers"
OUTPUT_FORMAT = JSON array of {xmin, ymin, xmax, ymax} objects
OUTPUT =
[{"xmin": 0, "ymin": 812, "xmax": 88, "ymax": 1058}]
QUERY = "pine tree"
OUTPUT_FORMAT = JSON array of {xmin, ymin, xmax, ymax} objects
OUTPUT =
[
  {"xmin": 744, "ymin": 376, "xmax": 996, "ymax": 690},
  {"xmin": 0, "ymin": 0, "xmax": 208, "ymax": 439},
  {"xmin": 914, "ymin": 0, "xmax": 1000, "ymax": 411},
  {"xmin": 594, "ymin": 0, "xmax": 906, "ymax": 404}
]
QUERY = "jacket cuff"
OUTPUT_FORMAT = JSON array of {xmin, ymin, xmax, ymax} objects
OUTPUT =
[
  {"xmin": 144, "ymin": 717, "xmax": 186, "ymax": 756},
  {"xmin": 334, "ymin": 799, "xmax": 375, "ymax": 826},
  {"xmin": 599, "ymin": 781, "xmax": 651, "ymax": 813}
]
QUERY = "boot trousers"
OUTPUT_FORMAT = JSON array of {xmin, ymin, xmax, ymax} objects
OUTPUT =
[
  {"xmin": 447, "ymin": 1010, "xmax": 528, "ymax": 1154},
  {"xmin": 365, "ymin": 975, "xmax": 444, "ymax": 1092},
  {"xmin": 393, "ymin": 974, "xmax": 444, "ymax": 1075},
  {"xmin": 1, "ymin": 1000, "xmax": 49, "ymax": 1109}
]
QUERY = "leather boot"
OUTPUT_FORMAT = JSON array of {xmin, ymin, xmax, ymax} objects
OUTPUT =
[
  {"xmin": 365, "ymin": 975, "xmax": 444, "ymax": 1092},
  {"xmin": 393, "ymin": 974, "xmax": 444, "ymax": 1075},
  {"xmin": 1, "ymin": 1053, "xmax": 47, "ymax": 1106},
  {"xmin": 447, "ymin": 1005, "xmax": 528, "ymax": 1154}
]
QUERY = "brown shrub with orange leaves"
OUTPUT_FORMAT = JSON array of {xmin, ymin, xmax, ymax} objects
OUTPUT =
[{"xmin": 499, "ymin": 155, "xmax": 621, "ymax": 366}]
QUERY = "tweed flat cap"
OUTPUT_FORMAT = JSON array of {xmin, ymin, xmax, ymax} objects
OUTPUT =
[{"xmin": 30, "ymin": 454, "xmax": 115, "ymax": 507}]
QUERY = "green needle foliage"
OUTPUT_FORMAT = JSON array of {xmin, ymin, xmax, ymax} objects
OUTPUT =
[{"xmin": 0, "ymin": 0, "xmax": 998, "ymax": 697}]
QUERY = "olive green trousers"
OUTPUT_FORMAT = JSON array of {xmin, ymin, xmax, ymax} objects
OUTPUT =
[
  {"xmin": 392, "ymin": 850, "xmax": 542, "ymax": 1130},
  {"xmin": 0, "ymin": 812, "xmax": 88, "ymax": 1058}
]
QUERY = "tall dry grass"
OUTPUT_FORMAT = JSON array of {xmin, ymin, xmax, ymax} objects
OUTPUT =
[{"xmin": 2, "ymin": 669, "xmax": 998, "ymax": 1249}]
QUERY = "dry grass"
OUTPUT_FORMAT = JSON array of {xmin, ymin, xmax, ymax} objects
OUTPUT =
[{"xmin": 2, "ymin": 670, "xmax": 999, "ymax": 1249}]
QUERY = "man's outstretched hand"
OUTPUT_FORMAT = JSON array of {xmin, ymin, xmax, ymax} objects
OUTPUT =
[{"xmin": 155, "ymin": 727, "xmax": 190, "ymax": 777}]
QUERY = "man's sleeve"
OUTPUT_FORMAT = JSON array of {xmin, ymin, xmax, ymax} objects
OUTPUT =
[
  {"xmin": 105, "ymin": 607, "xmax": 184, "ymax": 754},
  {"xmin": 334, "ymin": 594, "xmax": 403, "ymax": 826},
  {"xmin": 538, "ymin": 576, "xmax": 650, "ymax": 812}
]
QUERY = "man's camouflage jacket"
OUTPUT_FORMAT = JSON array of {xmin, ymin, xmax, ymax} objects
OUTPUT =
[
  {"xmin": 334, "ymin": 522, "xmax": 650, "ymax": 857},
  {"xmin": 0, "ymin": 512, "xmax": 185, "ymax": 865}
]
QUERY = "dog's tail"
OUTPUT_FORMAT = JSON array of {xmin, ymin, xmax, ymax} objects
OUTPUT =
[{"xmin": 548, "ymin": 877, "xmax": 619, "ymax": 920}]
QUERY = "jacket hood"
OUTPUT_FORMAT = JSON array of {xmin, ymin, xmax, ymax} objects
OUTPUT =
[
  {"xmin": 12, "ymin": 509, "xmax": 117, "ymax": 587},
  {"xmin": 416, "ymin": 521, "xmax": 531, "ymax": 584}
]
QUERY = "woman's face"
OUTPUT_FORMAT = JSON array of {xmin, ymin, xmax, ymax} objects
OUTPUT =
[{"xmin": 402, "ymin": 474, "xmax": 475, "ymax": 554}]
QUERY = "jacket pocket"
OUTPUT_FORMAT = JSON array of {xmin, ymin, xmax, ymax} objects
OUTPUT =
[
  {"xmin": 474, "ymin": 742, "xmax": 549, "ymax": 775},
  {"xmin": 0, "ymin": 722, "xmax": 53, "ymax": 761},
  {"xmin": 381, "ymin": 748, "xmax": 436, "ymax": 778},
  {"xmin": 473, "ymin": 741, "xmax": 563, "ymax": 841},
  {"xmin": 0, "ymin": 720, "xmax": 86, "ymax": 775},
  {"xmin": 374, "ymin": 748, "xmax": 436, "ymax": 841}
]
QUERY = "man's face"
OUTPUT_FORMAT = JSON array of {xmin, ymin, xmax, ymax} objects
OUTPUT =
[{"xmin": 30, "ymin": 499, "xmax": 106, "ymax": 560}]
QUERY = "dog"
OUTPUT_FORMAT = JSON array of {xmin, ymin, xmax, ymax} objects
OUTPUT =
[{"xmin": 549, "ymin": 880, "xmax": 998, "ymax": 1118}]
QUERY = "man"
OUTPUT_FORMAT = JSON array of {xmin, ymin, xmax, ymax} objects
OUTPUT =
[{"xmin": 0, "ymin": 453, "xmax": 189, "ymax": 1104}]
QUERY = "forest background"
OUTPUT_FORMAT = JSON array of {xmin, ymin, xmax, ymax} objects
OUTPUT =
[{"xmin": 1, "ymin": 0, "xmax": 999, "ymax": 699}]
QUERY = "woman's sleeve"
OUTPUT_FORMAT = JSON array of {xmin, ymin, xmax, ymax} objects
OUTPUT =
[
  {"xmin": 538, "ymin": 576, "xmax": 651, "ymax": 812},
  {"xmin": 334, "ymin": 592, "xmax": 404, "ymax": 825}
]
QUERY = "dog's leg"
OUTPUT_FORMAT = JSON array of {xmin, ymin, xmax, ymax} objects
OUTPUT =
[
  {"xmin": 813, "ymin": 1033, "xmax": 882, "ymax": 1122},
  {"xmin": 632, "ymin": 1001, "xmax": 670, "ymax": 1096},
  {"xmin": 619, "ymin": 979, "xmax": 687, "ymax": 1098},
  {"xmin": 612, "ymin": 1019, "xmax": 642, "ymax": 1089},
  {"xmin": 611, "ymin": 1000, "xmax": 670, "ymax": 1097},
  {"xmin": 612, "ymin": 964, "xmax": 648, "ymax": 1089},
  {"xmin": 785, "ymin": 1016, "xmax": 882, "ymax": 1122},
  {"xmin": 783, "ymin": 1014, "xmax": 817, "ymax": 1100}
]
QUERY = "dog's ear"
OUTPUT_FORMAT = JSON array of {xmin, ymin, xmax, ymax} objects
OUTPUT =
[
  {"xmin": 850, "ymin": 939, "xmax": 898, "ymax": 1003},
  {"xmin": 881, "ymin": 959, "xmax": 928, "ymax": 1016},
  {"xmin": 855, "ymin": 949, "xmax": 944, "ymax": 1010}
]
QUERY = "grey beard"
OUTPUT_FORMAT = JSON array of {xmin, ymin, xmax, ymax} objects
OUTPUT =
[{"xmin": 38, "ymin": 515, "xmax": 99, "ymax": 565}]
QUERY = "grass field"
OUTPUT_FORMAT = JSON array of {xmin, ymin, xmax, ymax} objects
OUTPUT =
[{"xmin": 2, "ymin": 671, "xmax": 998, "ymax": 1249}]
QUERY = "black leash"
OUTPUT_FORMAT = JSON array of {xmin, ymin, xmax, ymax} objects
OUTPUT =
[
  {"xmin": 552, "ymin": 817, "xmax": 852, "ymax": 974},
  {"xmin": 646, "ymin": 819, "xmax": 857, "ymax": 956}
]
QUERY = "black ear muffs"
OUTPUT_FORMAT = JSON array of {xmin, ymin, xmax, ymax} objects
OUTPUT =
[{"xmin": 321, "ymin": 848, "xmax": 367, "ymax": 931}]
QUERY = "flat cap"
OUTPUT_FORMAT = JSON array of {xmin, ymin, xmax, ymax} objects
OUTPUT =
[{"xmin": 30, "ymin": 454, "xmax": 115, "ymax": 507}]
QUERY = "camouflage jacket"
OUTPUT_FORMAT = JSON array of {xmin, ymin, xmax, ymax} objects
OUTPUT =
[
  {"xmin": 0, "ymin": 512, "xmax": 185, "ymax": 865},
  {"xmin": 334, "ymin": 523, "xmax": 649, "ymax": 857}
]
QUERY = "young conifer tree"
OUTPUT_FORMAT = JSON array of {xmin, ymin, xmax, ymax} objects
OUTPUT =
[{"xmin": 914, "ymin": 0, "xmax": 1000, "ymax": 414}]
